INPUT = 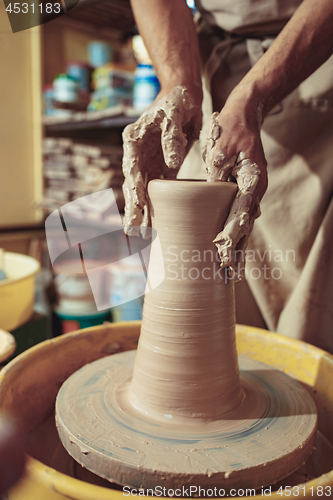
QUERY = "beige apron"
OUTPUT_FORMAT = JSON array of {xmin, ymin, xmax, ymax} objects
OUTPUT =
[
  {"xmin": 195, "ymin": 0, "xmax": 302, "ymax": 35},
  {"xmin": 178, "ymin": 11, "xmax": 333, "ymax": 353}
]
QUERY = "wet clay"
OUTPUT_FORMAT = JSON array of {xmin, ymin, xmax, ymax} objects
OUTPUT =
[
  {"xmin": 56, "ymin": 350, "xmax": 317, "ymax": 491},
  {"xmin": 128, "ymin": 180, "xmax": 241, "ymax": 419},
  {"xmin": 204, "ymin": 112, "xmax": 261, "ymax": 281},
  {"xmin": 122, "ymin": 86, "xmax": 201, "ymax": 234},
  {"xmin": 56, "ymin": 180, "xmax": 317, "ymax": 491},
  {"xmin": 26, "ymin": 415, "xmax": 333, "ymax": 490}
]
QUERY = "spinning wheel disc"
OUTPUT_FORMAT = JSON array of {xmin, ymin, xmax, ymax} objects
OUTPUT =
[{"xmin": 56, "ymin": 351, "xmax": 317, "ymax": 492}]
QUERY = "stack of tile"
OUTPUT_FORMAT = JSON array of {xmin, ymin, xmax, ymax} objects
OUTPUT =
[{"xmin": 42, "ymin": 138, "xmax": 125, "ymax": 215}]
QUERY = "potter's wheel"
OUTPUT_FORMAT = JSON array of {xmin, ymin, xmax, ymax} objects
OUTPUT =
[
  {"xmin": 49, "ymin": 425, "xmax": 333, "ymax": 490},
  {"xmin": 56, "ymin": 180, "xmax": 317, "ymax": 492},
  {"xmin": 56, "ymin": 351, "xmax": 317, "ymax": 491}
]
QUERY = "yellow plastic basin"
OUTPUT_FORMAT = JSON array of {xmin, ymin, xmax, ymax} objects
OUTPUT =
[
  {"xmin": 0, "ymin": 252, "xmax": 40, "ymax": 331},
  {"xmin": 0, "ymin": 322, "xmax": 332, "ymax": 499}
]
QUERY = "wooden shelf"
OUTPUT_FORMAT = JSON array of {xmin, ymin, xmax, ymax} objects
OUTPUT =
[
  {"xmin": 41, "ymin": 2, "xmax": 138, "ymax": 139},
  {"xmin": 43, "ymin": 106, "xmax": 140, "ymax": 132},
  {"xmin": 67, "ymin": 0, "xmax": 135, "ymax": 33}
]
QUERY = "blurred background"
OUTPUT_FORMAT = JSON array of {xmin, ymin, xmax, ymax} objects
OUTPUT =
[{"xmin": 0, "ymin": 0, "xmax": 180, "ymax": 361}]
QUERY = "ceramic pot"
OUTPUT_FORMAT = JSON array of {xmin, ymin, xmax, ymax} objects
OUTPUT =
[{"xmin": 128, "ymin": 179, "xmax": 240, "ymax": 420}]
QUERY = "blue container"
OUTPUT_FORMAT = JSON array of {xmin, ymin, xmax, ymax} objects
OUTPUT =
[
  {"xmin": 133, "ymin": 64, "xmax": 160, "ymax": 111},
  {"xmin": 88, "ymin": 41, "xmax": 113, "ymax": 68},
  {"xmin": 66, "ymin": 62, "xmax": 91, "ymax": 91}
]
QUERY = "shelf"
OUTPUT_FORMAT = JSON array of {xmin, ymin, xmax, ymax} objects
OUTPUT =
[
  {"xmin": 43, "ymin": 105, "xmax": 140, "ymax": 132},
  {"xmin": 67, "ymin": 0, "xmax": 135, "ymax": 33}
]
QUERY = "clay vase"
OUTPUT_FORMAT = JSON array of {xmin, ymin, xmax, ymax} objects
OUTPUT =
[{"xmin": 128, "ymin": 179, "xmax": 241, "ymax": 421}]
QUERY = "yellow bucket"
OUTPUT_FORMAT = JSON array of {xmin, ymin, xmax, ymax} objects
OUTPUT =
[
  {"xmin": 0, "ymin": 252, "xmax": 40, "ymax": 331},
  {"xmin": 0, "ymin": 322, "xmax": 332, "ymax": 499}
]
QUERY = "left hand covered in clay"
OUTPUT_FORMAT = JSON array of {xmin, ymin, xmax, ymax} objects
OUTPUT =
[
  {"xmin": 204, "ymin": 91, "xmax": 268, "ymax": 281},
  {"xmin": 122, "ymin": 86, "xmax": 202, "ymax": 236}
]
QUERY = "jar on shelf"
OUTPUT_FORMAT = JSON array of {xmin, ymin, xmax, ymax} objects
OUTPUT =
[
  {"xmin": 53, "ymin": 74, "xmax": 78, "ymax": 103},
  {"xmin": 87, "ymin": 41, "xmax": 113, "ymax": 68},
  {"xmin": 66, "ymin": 61, "xmax": 92, "ymax": 92},
  {"xmin": 133, "ymin": 64, "xmax": 160, "ymax": 112}
]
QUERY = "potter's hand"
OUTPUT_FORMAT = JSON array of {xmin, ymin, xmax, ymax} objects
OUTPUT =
[
  {"xmin": 122, "ymin": 86, "xmax": 202, "ymax": 236},
  {"xmin": 204, "ymin": 104, "xmax": 268, "ymax": 281}
]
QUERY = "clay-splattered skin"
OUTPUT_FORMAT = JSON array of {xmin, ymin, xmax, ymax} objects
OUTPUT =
[
  {"xmin": 204, "ymin": 112, "xmax": 262, "ymax": 281},
  {"xmin": 122, "ymin": 86, "xmax": 202, "ymax": 235},
  {"xmin": 122, "ymin": 85, "xmax": 265, "ymax": 281},
  {"xmin": 123, "ymin": 0, "xmax": 333, "ymax": 282}
]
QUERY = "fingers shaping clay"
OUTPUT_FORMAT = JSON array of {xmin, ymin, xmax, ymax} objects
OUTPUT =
[
  {"xmin": 56, "ymin": 180, "xmax": 317, "ymax": 492},
  {"xmin": 122, "ymin": 86, "xmax": 201, "ymax": 235},
  {"xmin": 205, "ymin": 112, "xmax": 261, "ymax": 280}
]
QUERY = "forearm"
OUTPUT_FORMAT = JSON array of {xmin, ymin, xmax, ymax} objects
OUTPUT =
[
  {"xmin": 130, "ymin": 0, "xmax": 202, "ymax": 103},
  {"xmin": 227, "ymin": 0, "xmax": 333, "ymax": 121}
]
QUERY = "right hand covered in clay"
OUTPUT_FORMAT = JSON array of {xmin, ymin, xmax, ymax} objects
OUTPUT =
[
  {"xmin": 122, "ymin": 86, "xmax": 202, "ymax": 236},
  {"xmin": 204, "ymin": 90, "xmax": 268, "ymax": 281}
]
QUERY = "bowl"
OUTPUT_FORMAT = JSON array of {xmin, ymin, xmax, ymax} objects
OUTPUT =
[{"xmin": 0, "ymin": 252, "xmax": 40, "ymax": 331}]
